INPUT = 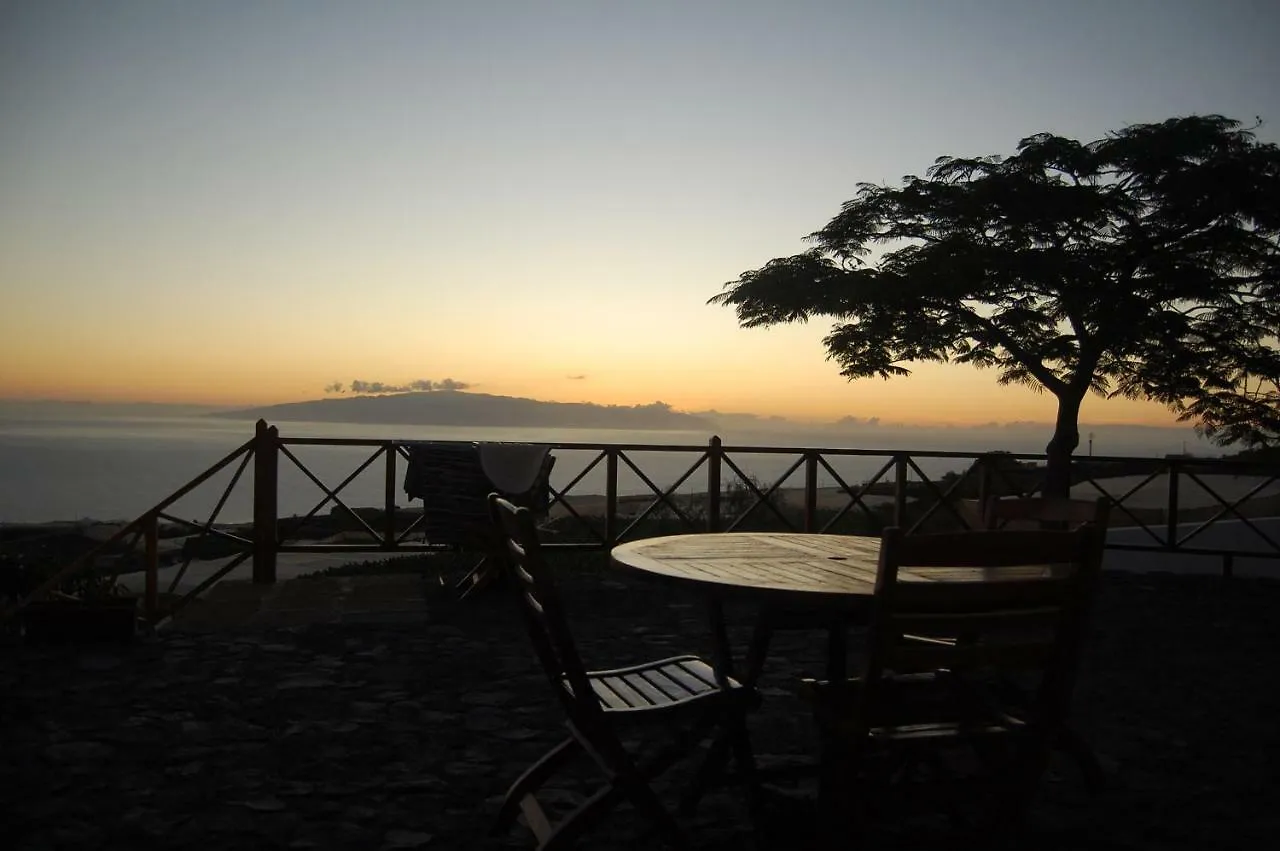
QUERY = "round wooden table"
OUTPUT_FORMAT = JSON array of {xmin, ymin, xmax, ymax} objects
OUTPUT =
[
  {"xmin": 611, "ymin": 532, "xmax": 889, "ymax": 796},
  {"xmin": 611, "ymin": 532, "xmax": 887, "ymax": 688}
]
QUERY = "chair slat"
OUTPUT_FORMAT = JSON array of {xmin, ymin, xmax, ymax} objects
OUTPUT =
[
  {"xmin": 872, "ymin": 719, "xmax": 1022, "ymax": 742},
  {"xmin": 619, "ymin": 671, "xmax": 676, "ymax": 705},
  {"xmin": 885, "ymin": 637, "xmax": 1056, "ymax": 673},
  {"xmin": 642, "ymin": 665, "xmax": 709, "ymax": 701},
  {"xmin": 635, "ymin": 668, "xmax": 691, "ymax": 702},
  {"xmin": 889, "ymin": 605, "xmax": 1066, "ymax": 636},
  {"xmin": 661, "ymin": 659, "xmax": 719, "ymax": 694},
  {"xmin": 892, "ymin": 529, "xmax": 1089, "ymax": 567},
  {"xmin": 888, "ymin": 576, "xmax": 1075, "ymax": 611},
  {"xmin": 591, "ymin": 676, "xmax": 649, "ymax": 709}
]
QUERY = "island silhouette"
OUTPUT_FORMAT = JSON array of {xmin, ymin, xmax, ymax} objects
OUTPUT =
[{"xmin": 210, "ymin": 390, "xmax": 713, "ymax": 430}]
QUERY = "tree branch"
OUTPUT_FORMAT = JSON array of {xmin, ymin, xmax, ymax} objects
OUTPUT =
[{"xmin": 960, "ymin": 307, "xmax": 1067, "ymax": 395}]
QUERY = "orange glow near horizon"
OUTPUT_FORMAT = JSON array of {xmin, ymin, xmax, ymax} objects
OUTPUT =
[
  {"xmin": 0, "ymin": 348, "xmax": 1187, "ymax": 428},
  {"xmin": 0, "ymin": 286, "xmax": 1187, "ymax": 427}
]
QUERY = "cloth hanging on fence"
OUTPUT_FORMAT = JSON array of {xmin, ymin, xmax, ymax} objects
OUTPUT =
[
  {"xmin": 402, "ymin": 442, "xmax": 554, "ymax": 547},
  {"xmin": 478, "ymin": 443, "xmax": 551, "ymax": 495}
]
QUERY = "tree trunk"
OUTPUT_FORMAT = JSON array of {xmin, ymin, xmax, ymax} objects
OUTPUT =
[{"xmin": 1044, "ymin": 392, "xmax": 1084, "ymax": 497}]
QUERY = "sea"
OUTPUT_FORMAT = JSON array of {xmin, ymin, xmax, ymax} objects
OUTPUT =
[{"xmin": 0, "ymin": 407, "xmax": 1222, "ymax": 526}]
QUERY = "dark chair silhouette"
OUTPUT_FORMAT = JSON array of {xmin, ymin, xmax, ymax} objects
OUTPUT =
[
  {"xmin": 403, "ymin": 443, "xmax": 554, "ymax": 597},
  {"xmin": 802, "ymin": 524, "xmax": 1104, "ymax": 843},
  {"xmin": 487, "ymin": 494, "xmax": 758, "ymax": 851},
  {"xmin": 982, "ymin": 495, "xmax": 1111, "ymax": 793},
  {"xmin": 983, "ymin": 495, "xmax": 1111, "ymax": 533}
]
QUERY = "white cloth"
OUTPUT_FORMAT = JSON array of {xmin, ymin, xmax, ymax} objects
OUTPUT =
[{"xmin": 478, "ymin": 443, "xmax": 551, "ymax": 494}]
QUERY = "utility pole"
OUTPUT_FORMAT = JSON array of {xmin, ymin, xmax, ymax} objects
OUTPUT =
[{"xmin": 1088, "ymin": 432, "xmax": 1094, "ymax": 457}]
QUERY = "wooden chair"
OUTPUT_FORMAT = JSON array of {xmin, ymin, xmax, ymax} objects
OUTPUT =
[
  {"xmin": 983, "ymin": 495, "xmax": 1111, "ymax": 533},
  {"xmin": 487, "ymin": 495, "xmax": 758, "ymax": 851},
  {"xmin": 404, "ymin": 443, "xmax": 555, "ymax": 598},
  {"xmin": 803, "ymin": 524, "xmax": 1104, "ymax": 842},
  {"xmin": 744, "ymin": 500, "xmax": 1112, "ymax": 692},
  {"xmin": 982, "ymin": 495, "xmax": 1111, "ymax": 793}
]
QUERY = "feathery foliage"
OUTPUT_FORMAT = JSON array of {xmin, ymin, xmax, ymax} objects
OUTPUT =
[{"xmin": 711, "ymin": 115, "xmax": 1280, "ymax": 491}]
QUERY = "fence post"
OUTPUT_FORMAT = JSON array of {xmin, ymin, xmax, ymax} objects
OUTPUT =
[
  {"xmin": 804, "ymin": 451, "xmax": 819, "ymax": 532},
  {"xmin": 384, "ymin": 444, "xmax": 397, "ymax": 548},
  {"xmin": 144, "ymin": 512, "xmax": 159, "ymax": 621},
  {"xmin": 976, "ymin": 454, "xmax": 994, "ymax": 507},
  {"xmin": 893, "ymin": 454, "xmax": 908, "ymax": 527},
  {"xmin": 252, "ymin": 420, "xmax": 279, "ymax": 584},
  {"xmin": 707, "ymin": 436, "xmax": 722, "ymax": 533},
  {"xmin": 1166, "ymin": 459, "xmax": 1180, "ymax": 549},
  {"xmin": 605, "ymin": 450, "xmax": 618, "ymax": 547}
]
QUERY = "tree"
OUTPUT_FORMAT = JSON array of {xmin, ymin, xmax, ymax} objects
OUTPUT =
[{"xmin": 710, "ymin": 115, "xmax": 1280, "ymax": 494}]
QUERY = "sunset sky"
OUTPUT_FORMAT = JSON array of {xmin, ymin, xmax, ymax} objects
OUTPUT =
[{"xmin": 2, "ymin": 0, "xmax": 1277, "ymax": 426}]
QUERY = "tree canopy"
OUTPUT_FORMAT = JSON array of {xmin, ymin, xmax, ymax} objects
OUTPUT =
[{"xmin": 711, "ymin": 115, "xmax": 1280, "ymax": 491}]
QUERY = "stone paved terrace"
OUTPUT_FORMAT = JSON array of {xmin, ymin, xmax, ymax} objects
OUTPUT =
[{"xmin": 3, "ymin": 565, "xmax": 1279, "ymax": 850}]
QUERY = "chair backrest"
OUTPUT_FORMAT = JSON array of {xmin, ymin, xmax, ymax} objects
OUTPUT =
[
  {"xmin": 982, "ymin": 495, "xmax": 1111, "ymax": 532},
  {"xmin": 859, "ymin": 525, "xmax": 1104, "ymax": 730},
  {"xmin": 487, "ymin": 494, "xmax": 599, "ymax": 725},
  {"xmin": 407, "ymin": 444, "xmax": 555, "ymax": 548}
]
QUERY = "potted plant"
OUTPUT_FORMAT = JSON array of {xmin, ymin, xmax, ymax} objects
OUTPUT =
[{"xmin": 19, "ymin": 561, "xmax": 140, "ymax": 646}]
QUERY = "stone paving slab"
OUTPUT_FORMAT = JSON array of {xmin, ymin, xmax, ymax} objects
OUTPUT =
[{"xmin": 3, "ymin": 570, "xmax": 1279, "ymax": 850}]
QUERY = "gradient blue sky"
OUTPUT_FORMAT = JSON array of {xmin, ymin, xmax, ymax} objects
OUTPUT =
[{"xmin": 2, "ymin": 0, "xmax": 1277, "ymax": 424}]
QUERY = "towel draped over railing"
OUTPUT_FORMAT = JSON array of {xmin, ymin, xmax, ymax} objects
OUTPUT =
[{"xmin": 403, "ymin": 442, "xmax": 554, "ymax": 547}]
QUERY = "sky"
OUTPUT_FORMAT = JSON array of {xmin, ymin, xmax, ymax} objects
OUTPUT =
[{"xmin": 2, "ymin": 0, "xmax": 1278, "ymax": 426}]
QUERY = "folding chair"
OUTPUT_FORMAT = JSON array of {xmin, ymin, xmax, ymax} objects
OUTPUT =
[
  {"xmin": 803, "ymin": 524, "xmax": 1104, "ymax": 842},
  {"xmin": 487, "ymin": 495, "xmax": 758, "ymax": 851}
]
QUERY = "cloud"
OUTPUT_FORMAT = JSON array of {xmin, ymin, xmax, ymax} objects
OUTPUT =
[
  {"xmin": 566, "ymin": 374, "xmax": 587, "ymax": 380},
  {"xmin": 324, "ymin": 378, "xmax": 472, "ymax": 395}
]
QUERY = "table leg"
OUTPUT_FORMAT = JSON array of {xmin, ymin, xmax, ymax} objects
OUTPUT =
[
  {"xmin": 704, "ymin": 596, "xmax": 738, "ymax": 690},
  {"xmin": 825, "ymin": 621, "xmax": 847, "ymax": 683},
  {"xmin": 694, "ymin": 596, "xmax": 764, "ymax": 841},
  {"xmin": 744, "ymin": 616, "xmax": 774, "ymax": 689},
  {"xmin": 749, "ymin": 609, "xmax": 853, "ymax": 687}
]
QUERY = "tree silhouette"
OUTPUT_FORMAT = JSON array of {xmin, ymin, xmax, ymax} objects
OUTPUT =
[{"xmin": 711, "ymin": 115, "xmax": 1280, "ymax": 494}]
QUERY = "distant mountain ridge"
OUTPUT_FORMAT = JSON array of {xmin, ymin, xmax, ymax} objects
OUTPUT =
[{"xmin": 211, "ymin": 391, "xmax": 713, "ymax": 430}]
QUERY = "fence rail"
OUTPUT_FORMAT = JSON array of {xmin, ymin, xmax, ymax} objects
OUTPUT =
[{"xmin": 5, "ymin": 419, "xmax": 1279, "ymax": 624}]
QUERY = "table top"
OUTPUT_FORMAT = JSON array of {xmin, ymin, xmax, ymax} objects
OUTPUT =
[
  {"xmin": 611, "ymin": 532, "xmax": 885, "ymax": 605},
  {"xmin": 611, "ymin": 532, "xmax": 1063, "ymax": 606}
]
